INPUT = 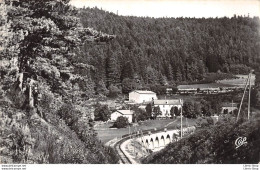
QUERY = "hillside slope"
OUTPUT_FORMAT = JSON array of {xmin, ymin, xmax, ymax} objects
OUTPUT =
[
  {"xmin": 0, "ymin": 0, "xmax": 117, "ymax": 164},
  {"xmin": 78, "ymin": 7, "xmax": 260, "ymax": 87},
  {"xmin": 142, "ymin": 115, "xmax": 260, "ymax": 164}
]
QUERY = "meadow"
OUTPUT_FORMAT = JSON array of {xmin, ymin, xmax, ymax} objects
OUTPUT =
[{"xmin": 94, "ymin": 118, "xmax": 196, "ymax": 143}]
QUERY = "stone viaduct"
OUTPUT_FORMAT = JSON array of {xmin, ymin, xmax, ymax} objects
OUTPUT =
[{"xmin": 136, "ymin": 126, "xmax": 196, "ymax": 151}]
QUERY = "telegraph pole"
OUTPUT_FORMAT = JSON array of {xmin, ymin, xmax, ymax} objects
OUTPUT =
[
  {"xmin": 237, "ymin": 74, "xmax": 250, "ymax": 122},
  {"xmin": 248, "ymin": 71, "xmax": 252, "ymax": 120},
  {"xmin": 232, "ymin": 100, "xmax": 234, "ymax": 115},
  {"xmin": 236, "ymin": 70, "xmax": 254, "ymax": 122},
  {"xmin": 180, "ymin": 99, "xmax": 183, "ymax": 139}
]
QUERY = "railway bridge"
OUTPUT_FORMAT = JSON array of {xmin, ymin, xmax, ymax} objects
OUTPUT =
[{"xmin": 136, "ymin": 126, "xmax": 196, "ymax": 151}]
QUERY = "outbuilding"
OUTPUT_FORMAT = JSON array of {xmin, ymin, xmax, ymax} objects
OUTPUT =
[{"xmin": 110, "ymin": 110, "xmax": 134, "ymax": 123}]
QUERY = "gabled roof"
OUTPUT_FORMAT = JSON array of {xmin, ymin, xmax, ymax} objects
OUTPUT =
[
  {"xmin": 131, "ymin": 90, "xmax": 156, "ymax": 94},
  {"xmin": 154, "ymin": 99, "xmax": 182, "ymax": 105},
  {"xmin": 116, "ymin": 110, "xmax": 134, "ymax": 115}
]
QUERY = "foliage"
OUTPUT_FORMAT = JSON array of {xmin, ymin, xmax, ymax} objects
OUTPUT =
[
  {"xmin": 0, "ymin": 0, "xmax": 118, "ymax": 164},
  {"xmin": 107, "ymin": 84, "xmax": 121, "ymax": 98},
  {"xmin": 79, "ymin": 8, "xmax": 260, "ymax": 88},
  {"xmin": 170, "ymin": 106, "xmax": 180, "ymax": 117},
  {"xmin": 132, "ymin": 105, "xmax": 150, "ymax": 122},
  {"xmin": 152, "ymin": 106, "xmax": 162, "ymax": 119},
  {"xmin": 145, "ymin": 103, "xmax": 153, "ymax": 118},
  {"xmin": 95, "ymin": 80, "xmax": 109, "ymax": 96},
  {"xmin": 113, "ymin": 116, "xmax": 129, "ymax": 128},
  {"xmin": 121, "ymin": 78, "xmax": 141, "ymax": 94},
  {"xmin": 94, "ymin": 103, "xmax": 111, "ymax": 121}
]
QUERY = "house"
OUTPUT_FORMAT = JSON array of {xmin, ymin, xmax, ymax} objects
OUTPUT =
[
  {"xmin": 110, "ymin": 110, "xmax": 134, "ymax": 123},
  {"xmin": 221, "ymin": 103, "xmax": 238, "ymax": 114},
  {"xmin": 153, "ymin": 99, "xmax": 183, "ymax": 118},
  {"xmin": 129, "ymin": 90, "xmax": 157, "ymax": 104}
]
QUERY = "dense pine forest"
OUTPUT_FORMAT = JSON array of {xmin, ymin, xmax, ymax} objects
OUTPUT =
[{"xmin": 78, "ymin": 8, "xmax": 260, "ymax": 92}]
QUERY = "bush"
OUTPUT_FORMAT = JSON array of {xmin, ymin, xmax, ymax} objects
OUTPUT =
[
  {"xmin": 94, "ymin": 103, "xmax": 111, "ymax": 121},
  {"xmin": 113, "ymin": 116, "xmax": 129, "ymax": 128},
  {"xmin": 107, "ymin": 85, "xmax": 121, "ymax": 98}
]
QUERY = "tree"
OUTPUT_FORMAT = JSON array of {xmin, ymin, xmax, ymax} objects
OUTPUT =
[
  {"xmin": 133, "ymin": 107, "xmax": 148, "ymax": 122},
  {"xmin": 121, "ymin": 78, "xmax": 136, "ymax": 94},
  {"xmin": 106, "ymin": 53, "xmax": 120, "ymax": 87},
  {"xmin": 194, "ymin": 103, "xmax": 202, "ymax": 117},
  {"xmin": 145, "ymin": 103, "xmax": 153, "ymax": 118},
  {"xmin": 146, "ymin": 66, "xmax": 159, "ymax": 84},
  {"xmin": 183, "ymin": 101, "xmax": 196, "ymax": 118},
  {"xmin": 94, "ymin": 104, "xmax": 111, "ymax": 121},
  {"xmin": 113, "ymin": 116, "xmax": 129, "ymax": 128},
  {"xmin": 120, "ymin": 61, "xmax": 134, "ymax": 80},
  {"xmin": 170, "ymin": 106, "xmax": 180, "ymax": 118},
  {"xmin": 152, "ymin": 106, "xmax": 162, "ymax": 119},
  {"xmin": 201, "ymin": 99, "xmax": 212, "ymax": 117},
  {"xmin": 96, "ymin": 80, "xmax": 109, "ymax": 96},
  {"xmin": 167, "ymin": 64, "xmax": 174, "ymax": 81},
  {"xmin": 250, "ymin": 88, "xmax": 259, "ymax": 107},
  {"xmin": 159, "ymin": 73, "xmax": 168, "ymax": 86},
  {"xmin": 107, "ymin": 84, "xmax": 121, "ymax": 98}
]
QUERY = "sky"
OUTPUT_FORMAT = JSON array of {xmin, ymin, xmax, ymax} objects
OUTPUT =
[{"xmin": 70, "ymin": 0, "xmax": 260, "ymax": 18}]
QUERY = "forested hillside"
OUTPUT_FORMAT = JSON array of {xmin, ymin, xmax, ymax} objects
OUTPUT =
[
  {"xmin": 78, "ymin": 7, "xmax": 260, "ymax": 91},
  {"xmin": 0, "ymin": 0, "xmax": 117, "ymax": 163}
]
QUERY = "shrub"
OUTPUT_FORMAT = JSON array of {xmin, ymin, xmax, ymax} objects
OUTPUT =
[
  {"xmin": 107, "ymin": 85, "xmax": 121, "ymax": 98},
  {"xmin": 113, "ymin": 116, "xmax": 129, "ymax": 128},
  {"xmin": 94, "ymin": 103, "xmax": 111, "ymax": 121}
]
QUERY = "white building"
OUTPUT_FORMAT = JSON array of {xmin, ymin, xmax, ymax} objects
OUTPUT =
[
  {"xmin": 221, "ymin": 103, "xmax": 238, "ymax": 114},
  {"xmin": 110, "ymin": 110, "xmax": 134, "ymax": 123},
  {"xmin": 129, "ymin": 90, "xmax": 157, "ymax": 104},
  {"xmin": 154, "ymin": 99, "xmax": 182, "ymax": 118}
]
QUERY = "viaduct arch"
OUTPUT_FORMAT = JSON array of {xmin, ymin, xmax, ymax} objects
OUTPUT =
[{"xmin": 138, "ymin": 126, "xmax": 195, "ymax": 151}]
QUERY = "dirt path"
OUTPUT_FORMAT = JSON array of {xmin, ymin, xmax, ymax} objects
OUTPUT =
[{"xmin": 164, "ymin": 118, "xmax": 179, "ymax": 127}]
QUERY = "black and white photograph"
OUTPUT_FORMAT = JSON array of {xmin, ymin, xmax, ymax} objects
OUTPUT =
[{"xmin": 0, "ymin": 0, "xmax": 260, "ymax": 168}]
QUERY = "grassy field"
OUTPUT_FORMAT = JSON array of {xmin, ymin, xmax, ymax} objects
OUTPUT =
[
  {"xmin": 177, "ymin": 83, "xmax": 235, "ymax": 89},
  {"xmin": 217, "ymin": 74, "xmax": 255, "ymax": 86},
  {"xmin": 177, "ymin": 74, "xmax": 255, "ymax": 90},
  {"xmin": 94, "ymin": 118, "xmax": 197, "ymax": 143}
]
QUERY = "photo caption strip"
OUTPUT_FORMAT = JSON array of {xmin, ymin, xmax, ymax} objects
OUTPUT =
[
  {"xmin": 243, "ymin": 164, "xmax": 259, "ymax": 170},
  {"xmin": 1, "ymin": 165, "xmax": 26, "ymax": 170}
]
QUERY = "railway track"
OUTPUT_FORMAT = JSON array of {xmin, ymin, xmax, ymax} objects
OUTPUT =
[
  {"xmin": 114, "ymin": 136, "xmax": 132, "ymax": 164},
  {"xmin": 114, "ymin": 128, "xmax": 174, "ymax": 164},
  {"xmin": 113, "ymin": 128, "xmax": 170, "ymax": 164},
  {"xmin": 113, "ymin": 126, "xmax": 196, "ymax": 164}
]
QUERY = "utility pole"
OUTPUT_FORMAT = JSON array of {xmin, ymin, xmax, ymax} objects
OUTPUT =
[
  {"xmin": 248, "ymin": 71, "xmax": 252, "ymax": 120},
  {"xmin": 232, "ymin": 100, "xmax": 234, "ymax": 115},
  {"xmin": 129, "ymin": 125, "xmax": 131, "ymax": 139},
  {"xmin": 237, "ymin": 70, "xmax": 254, "ymax": 122},
  {"xmin": 180, "ymin": 99, "xmax": 183, "ymax": 139},
  {"xmin": 237, "ymin": 74, "xmax": 250, "ymax": 122}
]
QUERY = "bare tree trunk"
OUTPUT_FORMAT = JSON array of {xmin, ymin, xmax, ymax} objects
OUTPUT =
[{"xmin": 18, "ymin": 72, "xmax": 23, "ymax": 90}]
